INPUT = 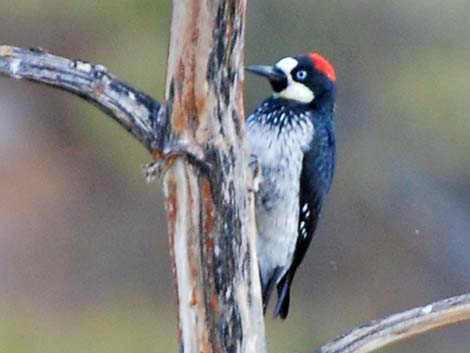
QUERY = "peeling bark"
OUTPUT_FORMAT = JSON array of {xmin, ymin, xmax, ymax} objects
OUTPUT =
[{"xmin": 162, "ymin": 1, "xmax": 265, "ymax": 353}]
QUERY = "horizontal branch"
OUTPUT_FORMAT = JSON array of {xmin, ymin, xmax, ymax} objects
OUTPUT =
[
  {"xmin": 315, "ymin": 293, "xmax": 470, "ymax": 353},
  {"xmin": 0, "ymin": 45, "xmax": 165, "ymax": 153}
]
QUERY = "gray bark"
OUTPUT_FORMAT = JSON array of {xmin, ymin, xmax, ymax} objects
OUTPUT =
[{"xmin": 0, "ymin": 45, "xmax": 163, "ymax": 152}]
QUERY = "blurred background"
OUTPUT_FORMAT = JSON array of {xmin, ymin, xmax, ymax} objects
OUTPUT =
[{"xmin": 0, "ymin": 1, "xmax": 469, "ymax": 352}]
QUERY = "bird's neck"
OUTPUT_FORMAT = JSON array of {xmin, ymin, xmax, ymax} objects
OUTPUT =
[
  {"xmin": 309, "ymin": 89, "xmax": 335, "ymax": 115},
  {"xmin": 266, "ymin": 89, "xmax": 335, "ymax": 116}
]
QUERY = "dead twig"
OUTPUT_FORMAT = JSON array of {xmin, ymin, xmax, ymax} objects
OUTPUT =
[
  {"xmin": 0, "ymin": 45, "xmax": 164, "ymax": 152},
  {"xmin": 315, "ymin": 293, "xmax": 470, "ymax": 353}
]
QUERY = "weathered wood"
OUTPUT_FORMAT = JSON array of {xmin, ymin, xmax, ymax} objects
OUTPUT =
[
  {"xmin": 162, "ymin": 1, "xmax": 265, "ymax": 353},
  {"xmin": 315, "ymin": 293, "xmax": 470, "ymax": 353},
  {"xmin": 0, "ymin": 45, "xmax": 164, "ymax": 152},
  {"xmin": 0, "ymin": 29, "xmax": 266, "ymax": 352}
]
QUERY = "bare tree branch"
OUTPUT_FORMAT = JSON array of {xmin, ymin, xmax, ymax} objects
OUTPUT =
[
  {"xmin": 0, "ymin": 45, "xmax": 164, "ymax": 153},
  {"xmin": 315, "ymin": 293, "xmax": 470, "ymax": 353}
]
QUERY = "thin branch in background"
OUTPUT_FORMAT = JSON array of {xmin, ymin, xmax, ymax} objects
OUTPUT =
[
  {"xmin": 315, "ymin": 293, "xmax": 470, "ymax": 353},
  {"xmin": 0, "ymin": 45, "xmax": 164, "ymax": 153}
]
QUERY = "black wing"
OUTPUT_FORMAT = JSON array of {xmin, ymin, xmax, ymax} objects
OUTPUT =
[{"xmin": 274, "ymin": 119, "xmax": 335, "ymax": 319}]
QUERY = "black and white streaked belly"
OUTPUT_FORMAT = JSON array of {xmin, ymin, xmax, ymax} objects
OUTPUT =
[{"xmin": 246, "ymin": 102, "xmax": 314, "ymax": 282}]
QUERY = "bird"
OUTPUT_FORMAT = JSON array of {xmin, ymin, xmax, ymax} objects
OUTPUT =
[{"xmin": 245, "ymin": 52, "xmax": 336, "ymax": 319}]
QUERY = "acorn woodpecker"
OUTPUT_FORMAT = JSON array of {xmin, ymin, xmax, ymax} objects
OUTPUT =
[{"xmin": 246, "ymin": 53, "xmax": 336, "ymax": 319}]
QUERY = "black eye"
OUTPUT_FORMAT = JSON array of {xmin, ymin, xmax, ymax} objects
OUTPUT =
[{"xmin": 295, "ymin": 70, "xmax": 307, "ymax": 81}]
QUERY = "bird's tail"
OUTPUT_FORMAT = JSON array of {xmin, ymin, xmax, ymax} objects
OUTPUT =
[
  {"xmin": 273, "ymin": 271, "xmax": 293, "ymax": 319},
  {"xmin": 261, "ymin": 266, "xmax": 283, "ymax": 315}
]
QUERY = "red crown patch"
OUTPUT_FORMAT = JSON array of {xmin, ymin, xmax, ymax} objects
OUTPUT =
[{"xmin": 309, "ymin": 53, "xmax": 336, "ymax": 82}]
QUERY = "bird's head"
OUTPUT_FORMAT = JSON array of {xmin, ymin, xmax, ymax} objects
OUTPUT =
[{"xmin": 246, "ymin": 53, "xmax": 336, "ymax": 105}]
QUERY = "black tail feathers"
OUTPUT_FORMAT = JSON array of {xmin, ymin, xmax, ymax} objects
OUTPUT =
[
  {"xmin": 273, "ymin": 272, "xmax": 292, "ymax": 319},
  {"xmin": 261, "ymin": 267, "xmax": 281, "ymax": 315},
  {"xmin": 261, "ymin": 267, "xmax": 292, "ymax": 319}
]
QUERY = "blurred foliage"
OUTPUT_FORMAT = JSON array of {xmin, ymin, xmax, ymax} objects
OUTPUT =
[
  {"xmin": 1, "ymin": 0, "xmax": 469, "ymax": 353},
  {"xmin": 0, "ymin": 300, "xmax": 176, "ymax": 353}
]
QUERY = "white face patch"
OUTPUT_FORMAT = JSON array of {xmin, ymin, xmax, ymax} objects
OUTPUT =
[
  {"xmin": 273, "ymin": 57, "xmax": 315, "ymax": 103},
  {"xmin": 275, "ymin": 57, "xmax": 298, "ymax": 74}
]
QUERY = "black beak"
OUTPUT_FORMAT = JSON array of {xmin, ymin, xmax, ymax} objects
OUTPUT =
[{"xmin": 245, "ymin": 65, "xmax": 287, "ymax": 86}]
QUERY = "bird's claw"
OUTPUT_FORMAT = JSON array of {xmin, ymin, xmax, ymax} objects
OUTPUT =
[{"xmin": 248, "ymin": 154, "xmax": 262, "ymax": 193}]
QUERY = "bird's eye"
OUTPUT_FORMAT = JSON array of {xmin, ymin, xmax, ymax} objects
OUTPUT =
[{"xmin": 295, "ymin": 70, "xmax": 307, "ymax": 81}]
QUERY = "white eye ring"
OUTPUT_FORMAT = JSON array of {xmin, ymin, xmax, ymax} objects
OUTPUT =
[{"xmin": 295, "ymin": 70, "xmax": 307, "ymax": 80}]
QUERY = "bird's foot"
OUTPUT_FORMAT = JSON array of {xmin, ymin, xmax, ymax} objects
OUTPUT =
[{"xmin": 248, "ymin": 154, "xmax": 262, "ymax": 193}]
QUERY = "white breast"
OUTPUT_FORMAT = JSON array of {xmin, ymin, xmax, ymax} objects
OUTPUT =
[{"xmin": 247, "ymin": 111, "xmax": 314, "ymax": 282}]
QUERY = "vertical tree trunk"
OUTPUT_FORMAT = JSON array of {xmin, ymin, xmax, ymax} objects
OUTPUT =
[{"xmin": 161, "ymin": 1, "xmax": 266, "ymax": 353}]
